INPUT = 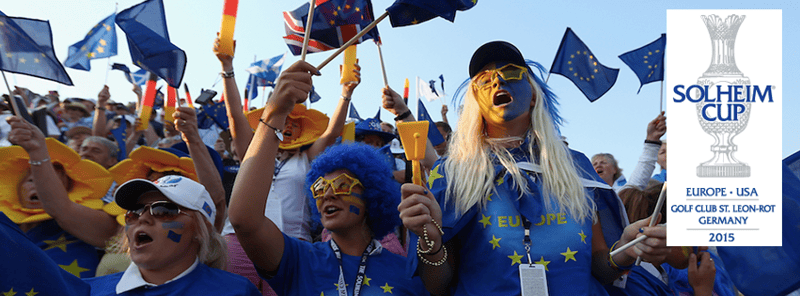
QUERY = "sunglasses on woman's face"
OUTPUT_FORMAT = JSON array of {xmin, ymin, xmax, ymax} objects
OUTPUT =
[
  {"xmin": 125, "ymin": 201, "xmax": 188, "ymax": 223},
  {"xmin": 310, "ymin": 174, "xmax": 362, "ymax": 199},
  {"xmin": 472, "ymin": 63, "xmax": 528, "ymax": 90}
]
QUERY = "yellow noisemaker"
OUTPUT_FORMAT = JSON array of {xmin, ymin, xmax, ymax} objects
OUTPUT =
[{"xmin": 396, "ymin": 121, "xmax": 428, "ymax": 186}]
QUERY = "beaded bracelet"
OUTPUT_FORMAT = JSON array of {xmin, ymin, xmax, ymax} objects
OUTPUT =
[
  {"xmin": 418, "ymin": 245, "xmax": 447, "ymax": 266},
  {"xmin": 417, "ymin": 219, "xmax": 444, "ymax": 254},
  {"xmin": 29, "ymin": 157, "xmax": 51, "ymax": 166},
  {"xmin": 608, "ymin": 240, "xmax": 634, "ymax": 271}
]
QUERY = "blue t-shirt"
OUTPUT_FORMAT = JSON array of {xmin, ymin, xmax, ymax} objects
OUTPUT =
[
  {"xmin": 410, "ymin": 144, "xmax": 624, "ymax": 295},
  {"xmin": 261, "ymin": 233, "xmax": 428, "ymax": 296},
  {"xmin": 26, "ymin": 219, "xmax": 100, "ymax": 279},
  {"xmin": 84, "ymin": 263, "xmax": 260, "ymax": 295},
  {"xmin": 1, "ymin": 213, "xmax": 91, "ymax": 296}
]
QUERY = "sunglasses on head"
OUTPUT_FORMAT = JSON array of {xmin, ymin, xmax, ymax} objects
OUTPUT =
[
  {"xmin": 472, "ymin": 63, "xmax": 528, "ymax": 90},
  {"xmin": 310, "ymin": 173, "xmax": 362, "ymax": 199},
  {"xmin": 125, "ymin": 201, "xmax": 188, "ymax": 223}
]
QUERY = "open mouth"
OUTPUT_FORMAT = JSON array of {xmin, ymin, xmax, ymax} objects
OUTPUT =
[
  {"xmin": 324, "ymin": 205, "xmax": 341, "ymax": 215},
  {"xmin": 283, "ymin": 130, "xmax": 293, "ymax": 138},
  {"xmin": 595, "ymin": 168, "xmax": 604, "ymax": 175},
  {"xmin": 493, "ymin": 90, "xmax": 512, "ymax": 106},
  {"xmin": 134, "ymin": 231, "xmax": 154, "ymax": 247}
]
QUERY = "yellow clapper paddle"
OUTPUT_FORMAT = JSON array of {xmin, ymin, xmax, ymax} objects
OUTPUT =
[{"xmin": 396, "ymin": 121, "xmax": 429, "ymax": 186}]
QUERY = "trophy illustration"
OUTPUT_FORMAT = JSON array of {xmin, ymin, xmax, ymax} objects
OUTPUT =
[{"xmin": 695, "ymin": 14, "xmax": 751, "ymax": 177}]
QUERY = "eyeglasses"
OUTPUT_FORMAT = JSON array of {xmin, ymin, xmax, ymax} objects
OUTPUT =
[
  {"xmin": 472, "ymin": 63, "xmax": 528, "ymax": 89},
  {"xmin": 310, "ymin": 174, "xmax": 362, "ymax": 199},
  {"xmin": 125, "ymin": 201, "xmax": 188, "ymax": 223}
]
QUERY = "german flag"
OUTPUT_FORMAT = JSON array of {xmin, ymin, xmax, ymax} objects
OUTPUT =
[
  {"xmin": 165, "ymin": 86, "xmax": 177, "ymax": 123},
  {"xmin": 219, "ymin": 0, "xmax": 238, "ymax": 56},
  {"xmin": 137, "ymin": 73, "xmax": 158, "ymax": 131}
]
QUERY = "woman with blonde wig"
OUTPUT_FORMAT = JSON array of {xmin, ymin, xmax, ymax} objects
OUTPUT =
[{"xmin": 398, "ymin": 41, "xmax": 671, "ymax": 295}]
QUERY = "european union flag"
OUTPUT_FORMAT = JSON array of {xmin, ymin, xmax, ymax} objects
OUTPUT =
[
  {"xmin": 116, "ymin": 0, "xmax": 186, "ymax": 88},
  {"xmin": 550, "ymin": 27, "xmax": 618, "ymax": 102},
  {"xmin": 618, "ymin": 34, "xmax": 665, "ymax": 93},
  {"xmin": 0, "ymin": 11, "xmax": 73, "ymax": 85},
  {"xmin": 64, "ymin": 13, "xmax": 117, "ymax": 71},
  {"xmin": 417, "ymin": 100, "xmax": 445, "ymax": 146},
  {"xmin": 348, "ymin": 101, "xmax": 362, "ymax": 121},
  {"xmin": 110, "ymin": 116, "xmax": 127, "ymax": 161},
  {"xmin": 283, "ymin": 0, "xmax": 380, "ymax": 55},
  {"xmin": 715, "ymin": 152, "xmax": 800, "ymax": 296},
  {"xmin": 386, "ymin": 0, "xmax": 477, "ymax": 27},
  {"xmin": 245, "ymin": 53, "xmax": 285, "ymax": 87},
  {"xmin": 196, "ymin": 101, "xmax": 228, "ymax": 130}
]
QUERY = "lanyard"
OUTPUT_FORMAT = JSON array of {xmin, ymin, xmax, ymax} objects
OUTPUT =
[
  {"xmin": 522, "ymin": 216, "xmax": 534, "ymax": 266},
  {"xmin": 274, "ymin": 156, "xmax": 290, "ymax": 177},
  {"xmin": 329, "ymin": 239, "xmax": 376, "ymax": 296}
]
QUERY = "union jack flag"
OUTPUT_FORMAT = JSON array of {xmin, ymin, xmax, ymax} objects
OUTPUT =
[{"xmin": 282, "ymin": 0, "xmax": 380, "ymax": 55}]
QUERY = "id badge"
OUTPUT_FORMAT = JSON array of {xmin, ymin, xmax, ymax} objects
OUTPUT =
[{"xmin": 519, "ymin": 264, "xmax": 549, "ymax": 296}]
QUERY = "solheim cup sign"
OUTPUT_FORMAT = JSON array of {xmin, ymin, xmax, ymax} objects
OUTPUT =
[{"xmin": 667, "ymin": 10, "xmax": 782, "ymax": 246}]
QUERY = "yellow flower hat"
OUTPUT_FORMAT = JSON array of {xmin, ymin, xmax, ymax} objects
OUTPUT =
[
  {"xmin": 246, "ymin": 104, "xmax": 329, "ymax": 150},
  {"xmin": 0, "ymin": 138, "xmax": 112, "ymax": 224},
  {"xmin": 106, "ymin": 146, "xmax": 197, "ymax": 225}
]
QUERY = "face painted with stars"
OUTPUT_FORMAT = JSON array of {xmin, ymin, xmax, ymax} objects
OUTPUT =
[
  {"xmin": 472, "ymin": 62, "xmax": 535, "ymax": 130},
  {"xmin": 125, "ymin": 191, "xmax": 200, "ymax": 272}
]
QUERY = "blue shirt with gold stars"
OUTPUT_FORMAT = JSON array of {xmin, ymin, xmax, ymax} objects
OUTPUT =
[
  {"xmin": 261, "ymin": 233, "xmax": 428, "ymax": 296},
  {"xmin": 26, "ymin": 219, "xmax": 100, "ymax": 279},
  {"xmin": 412, "ymin": 143, "xmax": 625, "ymax": 295}
]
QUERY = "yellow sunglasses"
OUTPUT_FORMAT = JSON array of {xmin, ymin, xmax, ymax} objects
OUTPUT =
[
  {"xmin": 310, "ymin": 173, "xmax": 363, "ymax": 199},
  {"xmin": 472, "ymin": 63, "xmax": 528, "ymax": 90}
]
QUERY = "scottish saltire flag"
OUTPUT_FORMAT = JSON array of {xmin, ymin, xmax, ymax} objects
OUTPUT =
[
  {"xmin": 716, "ymin": 151, "xmax": 800, "ymax": 296},
  {"xmin": 348, "ymin": 101, "xmax": 362, "ymax": 120},
  {"xmin": 618, "ymin": 34, "xmax": 665, "ymax": 93},
  {"xmin": 417, "ymin": 100, "xmax": 445, "ymax": 146},
  {"xmin": 110, "ymin": 116, "xmax": 127, "ymax": 161},
  {"xmin": 111, "ymin": 63, "xmax": 150, "ymax": 85},
  {"xmin": 550, "ymin": 27, "xmax": 618, "ymax": 102},
  {"xmin": 245, "ymin": 53, "xmax": 285, "ymax": 87},
  {"xmin": 282, "ymin": 0, "xmax": 380, "ymax": 55},
  {"xmin": 386, "ymin": 0, "xmax": 477, "ymax": 27},
  {"xmin": 116, "ymin": 0, "xmax": 186, "ymax": 88},
  {"xmin": 309, "ymin": 86, "xmax": 322, "ymax": 103},
  {"xmin": 64, "ymin": 13, "xmax": 117, "ymax": 71},
  {"xmin": 246, "ymin": 74, "xmax": 267, "ymax": 100},
  {"xmin": 0, "ymin": 12, "xmax": 73, "ymax": 85}
]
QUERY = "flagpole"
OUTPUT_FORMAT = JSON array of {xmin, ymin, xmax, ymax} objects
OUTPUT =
[
  {"xmin": 1, "ymin": 71, "xmax": 23, "ymax": 118},
  {"xmin": 376, "ymin": 42, "xmax": 389, "ymax": 86},
  {"xmin": 317, "ymin": 11, "xmax": 389, "ymax": 71},
  {"xmin": 660, "ymin": 80, "xmax": 664, "ymax": 114},
  {"xmin": 300, "ymin": 0, "xmax": 316, "ymax": 61},
  {"xmin": 545, "ymin": 73, "xmax": 551, "ymax": 84}
]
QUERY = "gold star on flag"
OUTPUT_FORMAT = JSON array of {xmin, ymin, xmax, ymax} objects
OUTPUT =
[
  {"xmin": 428, "ymin": 165, "xmax": 443, "ymax": 188},
  {"xmin": 43, "ymin": 234, "xmax": 76, "ymax": 252},
  {"xmin": 508, "ymin": 250, "xmax": 523, "ymax": 266},
  {"xmin": 489, "ymin": 235, "xmax": 501, "ymax": 249},
  {"xmin": 534, "ymin": 256, "xmax": 550, "ymax": 271},
  {"xmin": 495, "ymin": 175, "xmax": 504, "ymax": 186},
  {"xmin": 334, "ymin": 283, "xmax": 348, "ymax": 289},
  {"xmin": 99, "ymin": 39, "xmax": 107, "ymax": 46},
  {"xmin": 2, "ymin": 288, "xmax": 16, "ymax": 296},
  {"xmin": 86, "ymin": 29, "xmax": 92, "ymax": 36},
  {"xmin": 87, "ymin": 52, "xmax": 94, "ymax": 58},
  {"xmin": 411, "ymin": 19, "xmax": 419, "ymax": 25},
  {"xmin": 570, "ymin": 54, "xmax": 575, "ymax": 58},
  {"xmin": 333, "ymin": 11, "xmax": 338, "ymax": 16},
  {"xmin": 0, "ymin": 21, "xmax": 4, "ymax": 26},
  {"xmin": 380, "ymin": 283, "xmax": 394, "ymax": 293},
  {"xmin": 59, "ymin": 259, "xmax": 89, "ymax": 277},
  {"xmin": 479, "ymin": 214, "xmax": 492, "ymax": 228},
  {"xmin": 18, "ymin": 57, "xmax": 25, "ymax": 63},
  {"xmin": 320, "ymin": 292, "xmax": 325, "ymax": 296},
  {"xmin": 24, "ymin": 289, "xmax": 38, "ymax": 296},
  {"xmin": 561, "ymin": 247, "xmax": 577, "ymax": 262},
  {"xmin": 578, "ymin": 230, "xmax": 587, "ymax": 244},
  {"xmin": 329, "ymin": 20, "xmax": 335, "ymax": 25},
  {"xmin": 5, "ymin": 53, "xmax": 12, "ymax": 58},
  {"xmin": 97, "ymin": 46, "xmax": 104, "ymax": 53},
  {"xmin": 589, "ymin": 55, "xmax": 594, "ymax": 59},
  {"xmin": 41, "ymin": 53, "xmax": 45, "ymax": 57},
  {"xmin": 569, "ymin": 67, "xmax": 573, "ymax": 72},
  {"xmin": 486, "ymin": 193, "xmax": 492, "ymax": 202},
  {"xmin": 355, "ymin": 7, "xmax": 360, "ymax": 12},
  {"xmin": 104, "ymin": 24, "xmax": 111, "ymax": 31},
  {"xmin": 345, "ymin": 4, "xmax": 351, "ymax": 9},
  {"xmin": 364, "ymin": 276, "xmax": 371, "ymax": 286},
  {"xmin": 33, "ymin": 58, "xmax": 39, "ymax": 63}
]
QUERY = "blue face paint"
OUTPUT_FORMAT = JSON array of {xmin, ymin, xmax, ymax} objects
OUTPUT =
[
  {"xmin": 167, "ymin": 230, "xmax": 182, "ymax": 243},
  {"xmin": 474, "ymin": 61, "xmax": 535, "ymax": 125},
  {"xmin": 349, "ymin": 205, "xmax": 360, "ymax": 215},
  {"xmin": 161, "ymin": 221, "xmax": 185, "ymax": 230}
]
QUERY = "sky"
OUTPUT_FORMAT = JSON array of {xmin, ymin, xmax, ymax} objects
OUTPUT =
[{"xmin": 2, "ymin": 0, "xmax": 798, "ymax": 177}]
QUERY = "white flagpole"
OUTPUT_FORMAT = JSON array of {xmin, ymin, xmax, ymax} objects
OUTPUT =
[
  {"xmin": 317, "ymin": 11, "xmax": 388, "ymax": 70},
  {"xmin": 376, "ymin": 42, "xmax": 389, "ymax": 86}
]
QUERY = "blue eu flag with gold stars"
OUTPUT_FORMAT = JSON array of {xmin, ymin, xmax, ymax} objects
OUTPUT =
[
  {"xmin": 197, "ymin": 101, "xmax": 228, "ymax": 130},
  {"xmin": 386, "ymin": 0, "xmax": 477, "ymax": 27},
  {"xmin": 550, "ymin": 27, "xmax": 618, "ymax": 102},
  {"xmin": 65, "ymin": 13, "xmax": 117, "ymax": 71},
  {"xmin": 417, "ymin": 100, "xmax": 445, "ymax": 146},
  {"xmin": 618, "ymin": 34, "xmax": 665, "ymax": 93},
  {"xmin": 0, "ymin": 11, "xmax": 73, "ymax": 85}
]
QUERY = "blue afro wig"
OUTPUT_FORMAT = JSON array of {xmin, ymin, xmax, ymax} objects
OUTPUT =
[{"xmin": 305, "ymin": 143, "xmax": 401, "ymax": 239}]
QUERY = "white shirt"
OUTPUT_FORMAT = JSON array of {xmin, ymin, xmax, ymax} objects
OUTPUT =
[{"xmin": 116, "ymin": 258, "xmax": 199, "ymax": 294}]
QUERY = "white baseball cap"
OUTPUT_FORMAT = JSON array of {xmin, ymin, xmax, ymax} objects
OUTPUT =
[
  {"xmin": 389, "ymin": 138, "xmax": 404, "ymax": 154},
  {"xmin": 114, "ymin": 175, "xmax": 216, "ymax": 225}
]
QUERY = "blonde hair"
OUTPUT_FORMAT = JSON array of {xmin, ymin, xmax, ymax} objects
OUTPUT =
[{"xmin": 443, "ymin": 74, "xmax": 595, "ymax": 222}]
